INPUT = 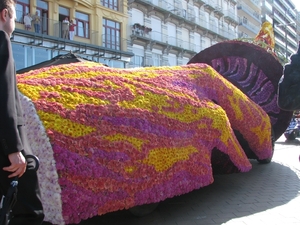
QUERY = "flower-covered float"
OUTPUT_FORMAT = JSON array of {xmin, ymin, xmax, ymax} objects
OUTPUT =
[
  {"xmin": 18, "ymin": 62, "xmax": 272, "ymax": 225},
  {"xmin": 16, "ymin": 22, "xmax": 287, "ymax": 225},
  {"xmin": 188, "ymin": 21, "xmax": 293, "ymax": 141}
]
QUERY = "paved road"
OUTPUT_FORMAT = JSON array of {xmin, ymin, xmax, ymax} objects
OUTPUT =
[{"xmin": 45, "ymin": 135, "xmax": 300, "ymax": 225}]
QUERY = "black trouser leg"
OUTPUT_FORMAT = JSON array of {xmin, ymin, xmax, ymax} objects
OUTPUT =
[
  {"xmin": 9, "ymin": 169, "xmax": 44, "ymax": 225},
  {"xmin": 0, "ymin": 155, "xmax": 44, "ymax": 225}
]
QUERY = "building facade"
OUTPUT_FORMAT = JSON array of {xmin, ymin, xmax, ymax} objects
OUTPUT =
[
  {"xmin": 12, "ymin": 0, "xmax": 300, "ymax": 71},
  {"xmin": 12, "ymin": 0, "xmax": 133, "ymax": 70},
  {"xmin": 237, "ymin": 0, "xmax": 262, "ymax": 39},
  {"xmin": 127, "ymin": 0, "xmax": 240, "ymax": 67},
  {"xmin": 262, "ymin": 0, "xmax": 298, "ymax": 61},
  {"xmin": 12, "ymin": 0, "xmax": 241, "ymax": 70}
]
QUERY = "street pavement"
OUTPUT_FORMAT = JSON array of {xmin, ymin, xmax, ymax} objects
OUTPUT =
[{"xmin": 46, "ymin": 135, "xmax": 300, "ymax": 225}]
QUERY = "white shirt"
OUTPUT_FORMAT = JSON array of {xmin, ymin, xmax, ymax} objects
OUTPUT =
[{"xmin": 24, "ymin": 15, "xmax": 32, "ymax": 26}]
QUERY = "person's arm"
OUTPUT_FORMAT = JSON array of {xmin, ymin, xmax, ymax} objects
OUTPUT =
[
  {"xmin": 0, "ymin": 31, "xmax": 23, "ymax": 155},
  {"xmin": 0, "ymin": 31, "xmax": 26, "ymax": 177}
]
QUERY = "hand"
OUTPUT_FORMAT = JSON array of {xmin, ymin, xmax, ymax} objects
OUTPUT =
[{"xmin": 3, "ymin": 152, "xmax": 27, "ymax": 178}]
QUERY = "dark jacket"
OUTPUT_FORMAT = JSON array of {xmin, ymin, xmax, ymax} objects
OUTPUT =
[{"xmin": 0, "ymin": 30, "xmax": 24, "ymax": 156}]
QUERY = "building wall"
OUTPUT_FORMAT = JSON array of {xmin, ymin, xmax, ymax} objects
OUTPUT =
[
  {"xmin": 12, "ymin": 0, "xmax": 300, "ymax": 71},
  {"xmin": 260, "ymin": 0, "xmax": 299, "ymax": 62},
  {"xmin": 237, "ymin": 0, "xmax": 261, "ymax": 38},
  {"xmin": 128, "ymin": 0, "xmax": 239, "ymax": 68},
  {"xmin": 272, "ymin": 0, "xmax": 298, "ymax": 60},
  {"xmin": 13, "ymin": 0, "xmax": 132, "ymax": 70}
]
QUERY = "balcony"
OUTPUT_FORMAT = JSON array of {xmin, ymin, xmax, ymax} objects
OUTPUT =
[
  {"xmin": 129, "ymin": 0, "xmax": 199, "ymax": 28},
  {"xmin": 238, "ymin": 31, "xmax": 249, "ymax": 39},
  {"xmin": 237, "ymin": 2, "xmax": 261, "ymax": 22},
  {"xmin": 131, "ymin": 23, "xmax": 152, "ymax": 38},
  {"xmin": 129, "ymin": 24, "xmax": 201, "ymax": 54},
  {"xmin": 203, "ymin": 2, "xmax": 216, "ymax": 12},
  {"xmin": 229, "ymin": 0, "xmax": 237, "ymax": 4},
  {"xmin": 238, "ymin": 18, "xmax": 260, "ymax": 34},
  {"xmin": 214, "ymin": 6, "xmax": 224, "ymax": 17},
  {"xmin": 128, "ymin": 0, "xmax": 171, "ymax": 17},
  {"xmin": 224, "ymin": 10, "xmax": 239, "ymax": 25},
  {"xmin": 14, "ymin": 11, "xmax": 133, "ymax": 60},
  {"xmin": 273, "ymin": 1, "xmax": 296, "ymax": 23},
  {"xmin": 194, "ymin": 0, "xmax": 207, "ymax": 7},
  {"xmin": 264, "ymin": 1, "xmax": 272, "ymax": 13},
  {"xmin": 249, "ymin": 0, "xmax": 261, "ymax": 10},
  {"xmin": 218, "ymin": 27, "xmax": 237, "ymax": 40}
]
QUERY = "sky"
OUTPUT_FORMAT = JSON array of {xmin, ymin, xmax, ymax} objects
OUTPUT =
[{"xmin": 292, "ymin": 0, "xmax": 300, "ymax": 11}]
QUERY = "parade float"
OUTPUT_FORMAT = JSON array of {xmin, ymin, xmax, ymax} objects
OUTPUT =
[{"xmin": 16, "ymin": 22, "xmax": 290, "ymax": 225}]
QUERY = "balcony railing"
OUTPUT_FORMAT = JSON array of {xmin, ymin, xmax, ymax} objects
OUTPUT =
[
  {"xmin": 16, "ymin": 10, "xmax": 129, "ymax": 56},
  {"xmin": 223, "ymin": 10, "xmax": 239, "ymax": 25},
  {"xmin": 130, "ymin": 25, "xmax": 202, "ymax": 53},
  {"xmin": 129, "ymin": 0, "xmax": 239, "ymax": 41},
  {"xmin": 237, "ymin": 2, "xmax": 261, "ymax": 22},
  {"xmin": 238, "ymin": 31, "xmax": 249, "ymax": 39},
  {"xmin": 214, "ymin": 5, "xmax": 224, "ymax": 17},
  {"xmin": 130, "ymin": 21, "xmax": 238, "ymax": 51},
  {"xmin": 239, "ymin": 18, "xmax": 260, "ymax": 34},
  {"xmin": 203, "ymin": 2, "xmax": 216, "ymax": 11},
  {"xmin": 194, "ymin": 0, "xmax": 208, "ymax": 5}
]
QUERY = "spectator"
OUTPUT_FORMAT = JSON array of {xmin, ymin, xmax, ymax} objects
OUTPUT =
[
  {"xmin": 32, "ymin": 11, "xmax": 41, "ymax": 33},
  {"xmin": 62, "ymin": 17, "xmax": 69, "ymax": 39},
  {"xmin": 69, "ymin": 19, "xmax": 76, "ymax": 40},
  {"xmin": 23, "ymin": 12, "xmax": 32, "ymax": 31}
]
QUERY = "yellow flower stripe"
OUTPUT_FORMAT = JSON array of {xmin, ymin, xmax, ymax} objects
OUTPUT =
[
  {"xmin": 250, "ymin": 111, "xmax": 271, "ymax": 145},
  {"xmin": 103, "ymin": 133, "xmax": 147, "ymax": 151},
  {"xmin": 52, "ymin": 89, "xmax": 108, "ymax": 109},
  {"xmin": 19, "ymin": 84, "xmax": 109, "ymax": 109},
  {"xmin": 38, "ymin": 111, "xmax": 96, "ymax": 138},
  {"xmin": 18, "ymin": 84, "xmax": 44, "ymax": 101},
  {"xmin": 143, "ymin": 145, "xmax": 199, "ymax": 172}
]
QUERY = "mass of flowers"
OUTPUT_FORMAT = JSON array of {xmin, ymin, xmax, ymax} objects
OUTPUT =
[{"xmin": 17, "ymin": 62, "xmax": 272, "ymax": 225}]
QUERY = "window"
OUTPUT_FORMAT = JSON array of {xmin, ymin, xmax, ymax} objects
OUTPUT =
[
  {"xmin": 168, "ymin": 54, "xmax": 177, "ymax": 66},
  {"xmin": 59, "ymin": 6, "xmax": 69, "ymax": 16},
  {"xmin": 131, "ymin": 45, "xmax": 144, "ymax": 67},
  {"xmin": 101, "ymin": 0, "xmax": 118, "ymax": 11},
  {"xmin": 16, "ymin": 0, "xmax": 29, "ymax": 23},
  {"xmin": 101, "ymin": 59, "xmax": 124, "ymax": 68},
  {"xmin": 75, "ymin": 11, "xmax": 90, "ymax": 38},
  {"xmin": 102, "ymin": 19, "xmax": 121, "ymax": 50},
  {"xmin": 130, "ymin": 55, "xmax": 144, "ymax": 67},
  {"xmin": 12, "ymin": 44, "xmax": 51, "ymax": 71},
  {"xmin": 152, "ymin": 53, "xmax": 162, "ymax": 67}
]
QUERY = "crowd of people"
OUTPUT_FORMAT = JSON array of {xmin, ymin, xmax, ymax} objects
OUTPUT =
[{"xmin": 22, "ymin": 12, "xmax": 76, "ymax": 40}]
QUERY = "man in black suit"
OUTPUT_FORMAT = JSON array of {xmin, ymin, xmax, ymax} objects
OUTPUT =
[{"xmin": 0, "ymin": 0, "xmax": 44, "ymax": 224}]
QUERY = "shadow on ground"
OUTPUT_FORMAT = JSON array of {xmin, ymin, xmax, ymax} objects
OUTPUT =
[
  {"xmin": 43, "ymin": 159, "xmax": 300, "ymax": 225},
  {"xmin": 276, "ymin": 138, "xmax": 300, "ymax": 145}
]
